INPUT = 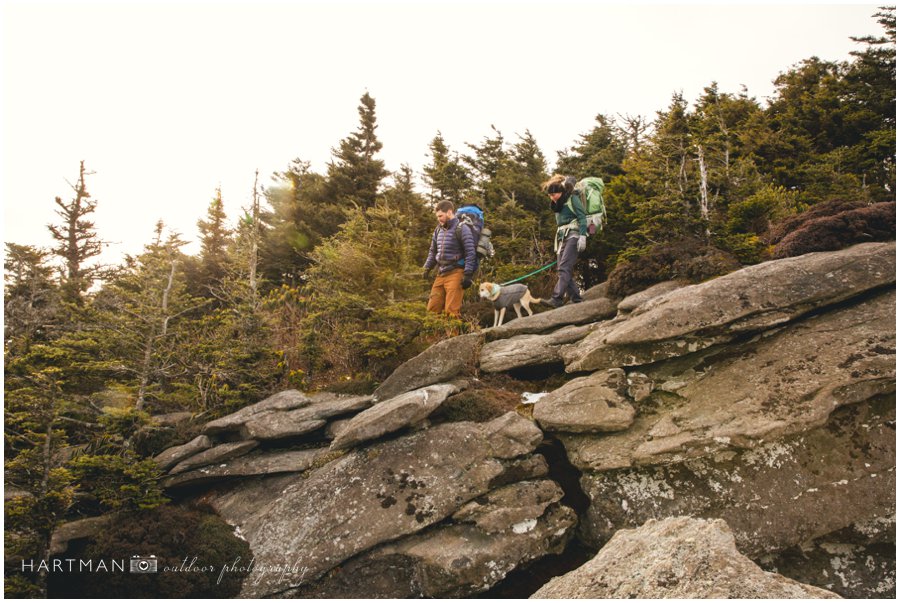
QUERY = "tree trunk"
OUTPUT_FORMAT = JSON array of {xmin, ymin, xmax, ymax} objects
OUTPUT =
[
  {"xmin": 249, "ymin": 169, "xmax": 260, "ymax": 302},
  {"xmin": 696, "ymin": 144, "xmax": 711, "ymax": 240},
  {"xmin": 136, "ymin": 259, "xmax": 176, "ymax": 410}
]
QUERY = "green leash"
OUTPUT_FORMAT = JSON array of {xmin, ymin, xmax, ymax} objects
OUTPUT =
[{"xmin": 498, "ymin": 261, "xmax": 557, "ymax": 286}]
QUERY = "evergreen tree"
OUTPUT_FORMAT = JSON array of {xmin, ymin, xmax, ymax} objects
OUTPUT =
[
  {"xmin": 47, "ymin": 161, "xmax": 103, "ymax": 302},
  {"xmin": 91, "ymin": 222, "xmax": 207, "ymax": 411},
  {"xmin": 843, "ymin": 6, "xmax": 896, "ymax": 199},
  {"xmin": 4, "ymin": 244, "xmax": 59, "ymax": 352},
  {"xmin": 195, "ymin": 187, "xmax": 233, "ymax": 294},
  {"xmin": 506, "ymin": 130, "xmax": 550, "ymax": 213},
  {"xmin": 325, "ymin": 92, "xmax": 389, "ymax": 209},
  {"xmin": 422, "ymin": 132, "xmax": 472, "ymax": 205},
  {"xmin": 463, "ymin": 125, "xmax": 510, "ymax": 208},
  {"xmin": 556, "ymin": 114, "xmax": 628, "ymax": 180},
  {"xmin": 259, "ymin": 160, "xmax": 333, "ymax": 286}
]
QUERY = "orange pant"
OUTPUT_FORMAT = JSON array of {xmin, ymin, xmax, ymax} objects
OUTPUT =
[{"xmin": 427, "ymin": 268, "xmax": 464, "ymax": 317}]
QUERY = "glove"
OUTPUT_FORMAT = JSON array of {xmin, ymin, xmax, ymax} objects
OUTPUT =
[
  {"xmin": 462, "ymin": 275, "xmax": 473, "ymax": 289},
  {"xmin": 577, "ymin": 235, "xmax": 587, "ymax": 253},
  {"xmin": 423, "ymin": 268, "xmax": 432, "ymax": 280}
]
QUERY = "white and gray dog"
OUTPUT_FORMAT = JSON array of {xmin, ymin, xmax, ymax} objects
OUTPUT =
[{"xmin": 479, "ymin": 282, "xmax": 542, "ymax": 327}]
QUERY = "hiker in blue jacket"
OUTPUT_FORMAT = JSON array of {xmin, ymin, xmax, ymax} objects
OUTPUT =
[
  {"xmin": 542, "ymin": 174, "xmax": 587, "ymax": 307},
  {"xmin": 422, "ymin": 200, "xmax": 477, "ymax": 317}
]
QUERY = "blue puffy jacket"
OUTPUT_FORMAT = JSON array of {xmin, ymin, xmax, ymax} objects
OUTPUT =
[{"xmin": 423, "ymin": 217, "xmax": 477, "ymax": 276}]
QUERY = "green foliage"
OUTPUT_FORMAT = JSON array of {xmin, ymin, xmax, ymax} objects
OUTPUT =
[
  {"xmin": 726, "ymin": 185, "xmax": 798, "ymax": 233},
  {"xmin": 46, "ymin": 161, "xmax": 103, "ymax": 303},
  {"xmin": 67, "ymin": 454, "xmax": 168, "ymax": 512},
  {"xmin": 423, "ymin": 132, "xmax": 473, "ymax": 204},
  {"xmin": 194, "ymin": 187, "xmax": 233, "ymax": 295},
  {"xmin": 4, "ymin": 243, "xmax": 60, "ymax": 352},
  {"xmin": 326, "ymin": 92, "xmax": 389, "ymax": 209},
  {"xmin": 96, "ymin": 407, "xmax": 152, "ymax": 449},
  {"xmin": 556, "ymin": 114, "xmax": 628, "ymax": 180},
  {"xmin": 461, "ymin": 127, "xmax": 550, "ymax": 213}
]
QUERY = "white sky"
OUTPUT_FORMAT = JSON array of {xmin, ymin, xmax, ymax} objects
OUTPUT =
[{"xmin": 1, "ymin": 1, "xmax": 887, "ymax": 264}]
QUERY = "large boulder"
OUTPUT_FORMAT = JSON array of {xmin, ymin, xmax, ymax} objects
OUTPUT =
[
  {"xmin": 484, "ymin": 297, "xmax": 617, "ymax": 341},
  {"xmin": 479, "ymin": 324, "xmax": 594, "ymax": 373},
  {"xmin": 200, "ymin": 412, "xmax": 548, "ymax": 597},
  {"xmin": 373, "ymin": 333, "xmax": 482, "ymax": 402},
  {"xmin": 561, "ymin": 290, "xmax": 895, "ymax": 471},
  {"xmin": 565, "ymin": 242, "xmax": 895, "ymax": 371},
  {"xmin": 533, "ymin": 369, "xmax": 635, "ymax": 434},
  {"xmin": 284, "ymin": 480, "xmax": 576, "ymax": 598},
  {"xmin": 330, "ymin": 382, "xmax": 461, "ymax": 451},
  {"xmin": 577, "ymin": 394, "xmax": 895, "ymax": 558},
  {"xmin": 531, "ymin": 517, "xmax": 839, "ymax": 599}
]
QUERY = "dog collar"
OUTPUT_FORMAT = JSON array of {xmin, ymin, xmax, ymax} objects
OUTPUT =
[{"xmin": 490, "ymin": 284, "xmax": 501, "ymax": 299}]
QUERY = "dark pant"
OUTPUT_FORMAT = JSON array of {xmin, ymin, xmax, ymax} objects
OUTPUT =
[{"xmin": 552, "ymin": 233, "xmax": 582, "ymax": 305}]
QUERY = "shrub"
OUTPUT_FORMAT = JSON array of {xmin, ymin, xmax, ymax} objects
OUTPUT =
[
  {"xmin": 67, "ymin": 453, "xmax": 168, "ymax": 512},
  {"xmin": 772, "ymin": 202, "xmax": 895, "ymax": 258},
  {"xmin": 607, "ymin": 239, "xmax": 741, "ymax": 297},
  {"xmin": 727, "ymin": 185, "xmax": 802, "ymax": 235},
  {"xmin": 431, "ymin": 388, "xmax": 522, "ymax": 424},
  {"xmin": 765, "ymin": 198, "xmax": 866, "ymax": 245},
  {"xmin": 673, "ymin": 247, "xmax": 742, "ymax": 282},
  {"xmin": 48, "ymin": 505, "xmax": 251, "ymax": 598}
]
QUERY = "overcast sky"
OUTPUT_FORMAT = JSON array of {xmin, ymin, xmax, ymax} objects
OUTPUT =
[{"xmin": 1, "ymin": 1, "xmax": 886, "ymax": 264}]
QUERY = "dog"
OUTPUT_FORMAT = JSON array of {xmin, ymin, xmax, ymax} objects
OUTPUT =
[{"xmin": 478, "ymin": 282, "xmax": 542, "ymax": 327}]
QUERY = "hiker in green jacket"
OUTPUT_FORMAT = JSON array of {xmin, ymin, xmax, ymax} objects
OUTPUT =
[{"xmin": 542, "ymin": 174, "xmax": 587, "ymax": 308}]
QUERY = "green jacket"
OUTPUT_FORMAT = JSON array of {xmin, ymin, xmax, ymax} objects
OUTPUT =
[{"xmin": 555, "ymin": 193, "xmax": 587, "ymax": 240}]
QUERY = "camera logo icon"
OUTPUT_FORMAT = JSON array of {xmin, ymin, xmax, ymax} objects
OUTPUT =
[{"xmin": 129, "ymin": 555, "xmax": 158, "ymax": 573}]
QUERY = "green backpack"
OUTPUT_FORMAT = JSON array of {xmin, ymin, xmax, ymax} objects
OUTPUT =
[{"xmin": 567, "ymin": 177, "xmax": 607, "ymax": 235}]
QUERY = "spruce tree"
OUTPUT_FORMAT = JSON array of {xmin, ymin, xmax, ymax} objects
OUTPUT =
[
  {"xmin": 463, "ymin": 125, "xmax": 508, "ymax": 208},
  {"xmin": 843, "ymin": 6, "xmax": 896, "ymax": 199},
  {"xmin": 423, "ymin": 132, "xmax": 472, "ymax": 205},
  {"xmin": 92, "ymin": 222, "xmax": 207, "ymax": 411},
  {"xmin": 196, "ymin": 187, "xmax": 232, "ymax": 294},
  {"xmin": 556, "ymin": 115, "xmax": 628, "ymax": 180},
  {"xmin": 4, "ymin": 244, "xmax": 59, "ymax": 351},
  {"xmin": 46, "ymin": 161, "xmax": 103, "ymax": 303},
  {"xmin": 326, "ymin": 92, "xmax": 389, "ymax": 209}
]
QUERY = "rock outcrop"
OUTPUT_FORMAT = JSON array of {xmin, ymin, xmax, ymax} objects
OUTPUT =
[
  {"xmin": 284, "ymin": 480, "xmax": 575, "ymax": 598},
  {"xmin": 330, "ymin": 382, "xmax": 461, "ymax": 450},
  {"xmin": 372, "ymin": 333, "xmax": 481, "ymax": 401},
  {"xmin": 562, "ymin": 289, "xmax": 895, "ymax": 471},
  {"xmin": 533, "ymin": 369, "xmax": 635, "ymax": 433},
  {"xmin": 484, "ymin": 297, "xmax": 617, "ymax": 341},
  {"xmin": 198, "ymin": 413, "xmax": 573, "ymax": 597},
  {"xmin": 531, "ymin": 517, "xmax": 840, "ymax": 599},
  {"xmin": 565, "ymin": 242, "xmax": 894, "ymax": 370},
  {"xmin": 84, "ymin": 242, "xmax": 892, "ymax": 599},
  {"xmin": 479, "ymin": 324, "xmax": 594, "ymax": 373}
]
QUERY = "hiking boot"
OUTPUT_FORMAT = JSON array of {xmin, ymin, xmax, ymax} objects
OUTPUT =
[{"xmin": 541, "ymin": 298, "xmax": 564, "ymax": 309}]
